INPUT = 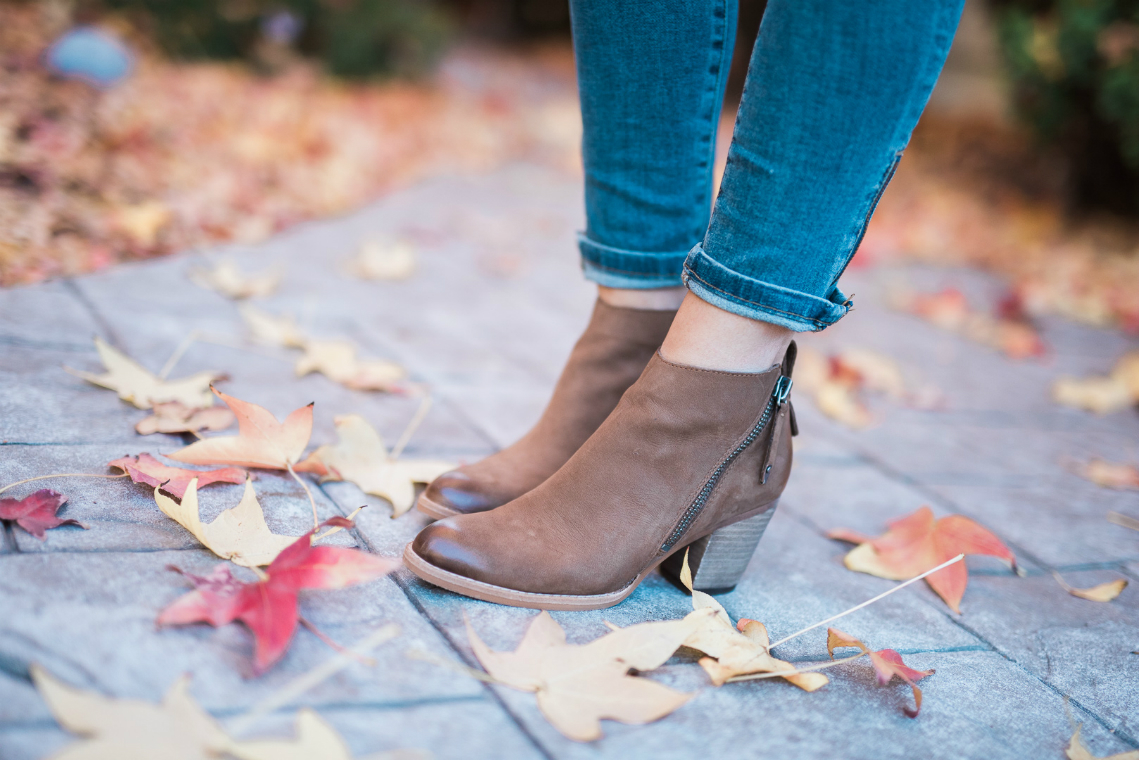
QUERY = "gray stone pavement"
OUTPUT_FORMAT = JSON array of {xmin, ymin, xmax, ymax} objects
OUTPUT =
[{"xmin": 1, "ymin": 163, "xmax": 1137, "ymax": 759}]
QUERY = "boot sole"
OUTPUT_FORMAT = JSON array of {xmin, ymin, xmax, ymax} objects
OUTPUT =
[
  {"xmin": 415, "ymin": 492, "xmax": 459, "ymax": 521},
  {"xmin": 403, "ymin": 500, "xmax": 778, "ymax": 611}
]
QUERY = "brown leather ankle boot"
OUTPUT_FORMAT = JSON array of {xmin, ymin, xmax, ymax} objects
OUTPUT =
[
  {"xmin": 405, "ymin": 343, "xmax": 799, "ymax": 610},
  {"xmin": 416, "ymin": 300, "xmax": 676, "ymax": 519}
]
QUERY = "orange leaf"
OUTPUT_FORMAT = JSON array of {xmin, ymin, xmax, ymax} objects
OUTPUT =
[
  {"xmin": 168, "ymin": 389, "xmax": 313, "ymax": 470},
  {"xmin": 827, "ymin": 627, "xmax": 933, "ymax": 718},
  {"xmin": 833, "ymin": 506, "xmax": 1015, "ymax": 613}
]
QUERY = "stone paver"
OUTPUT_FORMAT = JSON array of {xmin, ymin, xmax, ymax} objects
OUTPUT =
[{"xmin": 1, "ymin": 162, "xmax": 1136, "ymax": 759}]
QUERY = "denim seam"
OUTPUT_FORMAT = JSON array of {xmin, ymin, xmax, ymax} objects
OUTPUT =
[
  {"xmin": 584, "ymin": 260, "xmax": 684, "ymax": 277},
  {"xmin": 695, "ymin": 0, "xmax": 736, "ymax": 213},
  {"xmin": 684, "ymin": 265, "xmax": 840, "ymax": 328}
]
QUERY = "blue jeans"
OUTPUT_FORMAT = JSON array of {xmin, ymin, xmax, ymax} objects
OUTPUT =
[{"xmin": 572, "ymin": 0, "xmax": 964, "ymax": 331}]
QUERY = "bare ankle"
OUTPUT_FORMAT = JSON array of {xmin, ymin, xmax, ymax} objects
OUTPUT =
[
  {"xmin": 597, "ymin": 285, "xmax": 686, "ymax": 311},
  {"xmin": 659, "ymin": 292, "xmax": 793, "ymax": 372}
]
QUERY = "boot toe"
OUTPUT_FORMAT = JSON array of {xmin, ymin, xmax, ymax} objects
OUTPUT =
[
  {"xmin": 422, "ymin": 470, "xmax": 503, "ymax": 516},
  {"xmin": 412, "ymin": 518, "xmax": 494, "ymax": 580}
]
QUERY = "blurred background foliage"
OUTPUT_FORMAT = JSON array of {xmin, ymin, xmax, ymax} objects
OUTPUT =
[
  {"xmin": 76, "ymin": 0, "xmax": 1139, "ymax": 216},
  {"xmin": 994, "ymin": 0, "xmax": 1139, "ymax": 215}
]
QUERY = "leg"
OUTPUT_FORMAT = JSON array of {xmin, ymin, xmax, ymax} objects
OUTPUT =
[
  {"xmin": 409, "ymin": 0, "xmax": 966, "ymax": 609},
  {"xmin": 417, "ymin": 0, "xmax": 736, "ymax": 519}
]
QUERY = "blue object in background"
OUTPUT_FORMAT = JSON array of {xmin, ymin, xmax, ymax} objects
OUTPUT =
[{"xmin": 45, "ymin": 27, "xmax": 134, "ymax": 88}]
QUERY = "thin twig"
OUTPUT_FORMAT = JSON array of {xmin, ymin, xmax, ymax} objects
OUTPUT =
[
  {"xmin": 227, "ymin": 623, "xmax": 399, "ymax": 736},
  {"xmin": 0, "ymin": 473, "xmax": 129, "ymax": 497},
  {"xmin": 298, "ymin": 617, "xmax": 377, "ymax": 666},
  {"xmin": 1108, "ymin": 511, "xmax": 1139, "ymax": 532},
  {"xmin": 767, "ymin": 554, "xmax": 965, "ymax": 651},
  {"xmin": 158, "ymin": 330, "xmax": 201, "ymax": 379},
  {"xmin": 405, "ymin": 648, "xmax": 497, "ymax": 684},
  {"xmin": 389, "ymin": 396, "xmax": 432, "ymax": 460},
  {"xmin": 287, "ymin": 463, "xmax": 319, "ymax": 530},
  {"xmin": 313, "ymin": 506, "xmax": 365, "ymax": 542},
  {"xmin": 726, "ymin": 652, "xmax": 868, "ymax": 683}
]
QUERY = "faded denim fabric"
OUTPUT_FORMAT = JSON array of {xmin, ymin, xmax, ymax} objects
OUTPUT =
[{"xmin": 572, "ymin": 0, "xmax": 965, "ymax": 331}]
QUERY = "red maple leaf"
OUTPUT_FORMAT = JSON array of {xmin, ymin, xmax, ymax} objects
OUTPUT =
[
  {"xmin": 0, "ymin": 490, "xmax": 86, "ymax": 538},
  {"xmin": 157, "ymin": 518, "xmax": 397, "ymax": 672},
  {"xmin": 827, "ymin": 628, "xmax": 935, "ymax": 717},
  {"xmin": 108, "ymin": 454, "xmax": 246, "ymax": 499}
]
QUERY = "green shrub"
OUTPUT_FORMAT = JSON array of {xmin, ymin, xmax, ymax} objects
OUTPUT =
[
  {"xmin": 993, "ymin": 0, "xmax": 1139, "ymax": 215},
  {"xmin": 100, "ymin": 0, "xmax": 451, "ymax": 78}
]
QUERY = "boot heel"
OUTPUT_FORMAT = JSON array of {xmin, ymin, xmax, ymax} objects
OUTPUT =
[{"xmin": 660, "ymin": 502, "xmax": 778, "ymax": 594}]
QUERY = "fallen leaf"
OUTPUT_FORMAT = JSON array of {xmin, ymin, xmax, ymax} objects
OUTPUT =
[
  {"xmin": 294, "ymin": 339, "xmax": 406, "ymax": 392},
  {"xmin": 1054, "ymin": 351, "xmax": 1139, "ymax": 414},
  {"xmin": 71, "ymin": 336, "xmax": 221, "ymax": 410},
  {"xmin": 794, "ymin": 348, "xmax": 874, "ymax": 429},
  {"xmin": 467, "ymin": 610, "xmax": 707, "ymax": 742},
  {"xmin": 111, "ymin": 201, "xmax": 171, "ymax": 247},
  {"xmin": 155, "ymin": 477, "xmax": 301, "ymax": 567},
  {"xmin": 826, "ymin": 628, "xmax": 934, "ymax": 717},
  {"xmin": 675, "ymin": 552, "xmax": 828, "ymax": 691},
  {"xmin": 229, "ymin": 707, "xmax": 428, "ymax": 760},
  {"xmin": 31, "ymin": 664, "xmax": 231, "ymax": 759},
  {"xmin": 169, "ymin": 389, "xmax": 313, "ymax": 469},
  {"xmin": 191, "ymin": 259, "xmax": 281, "ymax": 299},
  {"xmin": 896, "ymin": 287, "xmax": 1047, "ymax": 359},
  {"xmin": 240, "ymin": 305, "xmax": 307, "ymax": 348},
  {"xmin": 1076, "ymin": 460, "xmax": 1139, "ymax": 490},
  {"xmin": 347, "ymin": 239, "xmax": 417, "ymax": 280},
  {"xmin": 1053, "ymin": 571, "xmax": 1128, "ymax": 603},
  {"xmin": 829, "ymin": 506, "xmax": 1016, "ymax": 613},
  {"xmin": 1066, "ymin": 724, "xmax": 1139, "ymax": 760},
  {"xmin": 109, "ymin": 453, "xmax": 247, "ymax": 499},
  {"xmin": 0, "ymin": 489, "xmax": 85, "ymax": 538},
  {"xmin": 294, "ymin": 414, "xmax": 453, "ymax": 518},
  {"xmin": 135, "ymin": 401, "xmax": 236, "ymax": 435},
  {"xmin": 158, "ymin": 520, "xmax": 397, "ymax": 672}
]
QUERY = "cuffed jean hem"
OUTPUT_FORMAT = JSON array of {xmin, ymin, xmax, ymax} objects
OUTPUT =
[
  {"xmin": 578, "ymin": 233, "xmax": 688, "ymax": 289},
  {"xmin": 682, "ymin": 244, "xmax": 851, "ymax": 332}
]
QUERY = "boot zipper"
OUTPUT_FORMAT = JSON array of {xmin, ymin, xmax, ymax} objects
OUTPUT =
[{"xmin": 660, "ymin": 375, "xmax": 793, "ymax": 553}]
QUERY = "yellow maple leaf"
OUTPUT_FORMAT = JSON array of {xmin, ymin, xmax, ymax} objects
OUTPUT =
[
  {"xmin": 467, "ymin": 609, "xmax": 708, "ymax": 742},
  {"xmin": 155, "ymin": 477, "xmax": 301, "ymax": 567},
  {"xmin": 294, "ymin": 339, "xmax": 406, "ymax": 392},
  {"xmin": 295, "ymin": 414, "xmax": 452, "ymax": 518},
  {"xmin": 676, "ymin": 552, "xmax": 828, "ymax": 691},
  {"xmin": 31, "ymin": 665, "xmax": 230, "ymax": 760},
  {"xmin": 70, "ymin": 336, "xmax": 220, "ymax": 410},
  {"xmin": 190, "ymin": 259, "xmax": 281, "ymax": 299}
]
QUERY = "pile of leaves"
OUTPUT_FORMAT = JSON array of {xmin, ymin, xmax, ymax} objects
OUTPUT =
[{"xmin": 0, "ymin": 2, "xmax": 581, "ymax": 285}]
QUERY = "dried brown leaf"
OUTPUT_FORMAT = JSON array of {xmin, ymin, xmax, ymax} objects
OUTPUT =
[{"xmin": 135, "ymin": 402, "xmax": 236, "ymax": 435}]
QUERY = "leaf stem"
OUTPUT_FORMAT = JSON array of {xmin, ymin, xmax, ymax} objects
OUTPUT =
[
  {"xmin": 158, "ymin": 330, "xmax": 201, "ymax": 379},
  {"xmin": 389, "ymin": 395, "xmax": 432, "ymax": 460},
  {"xmin": 312, "ymin": 506, "xmax": 364, "ymax": 542},
  {"xmin": 1108, "ymin": 511, "xmax": 1139, "ymax": 532},
  {"xmin": 227, "ymin": 623, "xmax": 399, "ymax": 736},
  {"xmin": 405, "ymin": 648, "xmax": 498, "ymax": 684},
  {"xmin": 767, "ymin": 554, "xmax": 965, "ymax": 651},
  {"xmin": 287, "ymin": 463, "xmax": 319, "ymax": 530},
  {"xmin": 726, "ymin": 652, "xmax": 868, "ymax": 683},
  {"xmin": 0, "ymin": 473, "xmax": 129, "ymax": 497},
  {"xmin": 298, "ymin": 616, "xmax": 377, "ymax": 666}
]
